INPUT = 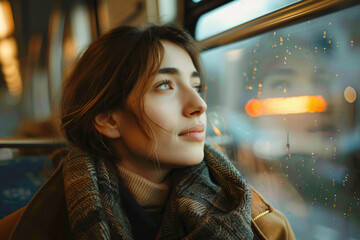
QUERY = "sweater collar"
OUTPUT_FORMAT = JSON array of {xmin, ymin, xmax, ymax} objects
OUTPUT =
[{"xmin": 117, "ymin": 165, "xmax": 170, "ymax": 207}]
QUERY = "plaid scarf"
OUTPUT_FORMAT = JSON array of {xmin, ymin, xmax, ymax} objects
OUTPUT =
[{"xmin": 62, "ymin": 144, "xmax": 253, "ymax": 239}]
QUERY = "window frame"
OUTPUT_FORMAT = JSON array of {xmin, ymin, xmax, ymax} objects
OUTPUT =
[{"xmin": 194, "ymin": 0, "xmax": 359, "ymax": 50}]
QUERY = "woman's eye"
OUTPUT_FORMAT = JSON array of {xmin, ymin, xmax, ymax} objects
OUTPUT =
[
  {"xmin": 156, "ymin": 80, "xmax": 173, "ymax": 90},
  {"xmin": 193, "ymin": 84, "xmax": 203, "ymax": 93}
]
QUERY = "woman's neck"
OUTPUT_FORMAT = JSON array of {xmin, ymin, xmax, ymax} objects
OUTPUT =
[{"xmin": 113, "ymin": 140, "xmax": 171, "ymax": 183}]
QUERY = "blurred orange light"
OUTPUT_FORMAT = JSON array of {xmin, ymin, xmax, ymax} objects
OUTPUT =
[
  {"xmin": 245, "ymin": 95, "xmax": 327, "ymax": 117},
  {"xmin": 0, "ymin": 37, "xmax": 17, "ymax": 62},
  {"xmin": 0, "ymin": 1, "xmax": 14, "ymax": 38},
  {"xmin": 0, "ymin": 37, "xmax": 22, "ymax": 97},
  {"xmin": 209, "ymin": 122, "xmax": 222, "ymax": 137}
]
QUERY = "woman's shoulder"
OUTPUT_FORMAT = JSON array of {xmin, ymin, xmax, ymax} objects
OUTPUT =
[
  {"xmin": 0, "ymin": 162, "xmax": 71, "ymax": 240},
  {"xmin": 0, "ymin": 208, "xmax": 25, "ymax": 240},
  {"xmin": 250, "ymin": 187, "xmax": 296, "ymax": 240}
]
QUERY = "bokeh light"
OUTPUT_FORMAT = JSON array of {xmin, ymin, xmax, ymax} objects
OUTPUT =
[{"xmin": 344, "ymin": 86, "xmax": 356, "ymax": 103}]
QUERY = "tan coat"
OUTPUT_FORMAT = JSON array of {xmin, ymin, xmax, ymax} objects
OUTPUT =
[{"xmin": 250, "ymin": 187, "xmax": 295, "ymax": 240}]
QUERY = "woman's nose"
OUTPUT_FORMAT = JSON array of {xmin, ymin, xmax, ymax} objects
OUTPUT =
[{"xmin": 182, "ymin": 88, "xmax": 207, "ymax": 117}]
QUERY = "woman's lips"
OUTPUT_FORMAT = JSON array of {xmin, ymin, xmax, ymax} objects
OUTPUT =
[
  {"xmin": 179, "ymin": 131, "xmax": 205, "ymax": 142},
  {"xmin": 178, "ymin": 124, "xmax": 205, "ymax": 142}
]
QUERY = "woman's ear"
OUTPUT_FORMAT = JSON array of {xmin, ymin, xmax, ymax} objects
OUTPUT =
[{"xmin": 94, "ymin": 112, "xmax": 121, "ymax": 139}]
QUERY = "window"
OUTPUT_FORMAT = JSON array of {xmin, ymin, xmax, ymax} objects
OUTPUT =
[
  {"xmin": 195, "ymin": 0, "xmax": 301, "ymax": 40},
  {"xmin": 203, "ymin": 5, "xmax": 360, "ymax": 239}
]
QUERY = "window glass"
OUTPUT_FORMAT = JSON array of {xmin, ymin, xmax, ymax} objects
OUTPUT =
[
  {"xmin": 203, "ymin": 6, "xmax": 360, "ymax": 239},
  {"xmin": 195, "ymin": 0, "xmax": 302, "ymax": 41}
]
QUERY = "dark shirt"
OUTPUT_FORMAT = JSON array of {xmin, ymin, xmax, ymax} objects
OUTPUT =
[{"xmin": 119, "ymin": 186, "xmax": 163, "ymax": 240}]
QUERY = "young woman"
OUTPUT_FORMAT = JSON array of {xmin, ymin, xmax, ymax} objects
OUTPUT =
[{"xmin": 0, "ymin": 25, "xmax": 294, "ymax": 240}]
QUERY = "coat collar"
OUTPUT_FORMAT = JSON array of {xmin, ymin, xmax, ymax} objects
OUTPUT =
[{"xmin": 10, "ymin": 162, "xmax": 71, "ymax": 240}]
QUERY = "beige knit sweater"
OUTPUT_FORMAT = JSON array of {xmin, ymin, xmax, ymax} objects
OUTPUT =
[{"xmin": 117, "ymin": 166, "xmax": 170, "ymax": 216}]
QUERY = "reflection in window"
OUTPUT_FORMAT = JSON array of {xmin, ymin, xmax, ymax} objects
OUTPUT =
[{"xmin": 203, "ymin": 6, "xmax": 360, "ymax": 239}]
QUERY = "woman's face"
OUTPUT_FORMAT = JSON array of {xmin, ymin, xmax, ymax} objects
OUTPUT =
[{"xmin": 114, "ymin": 41, "xmax": 207, "ymax": 170}]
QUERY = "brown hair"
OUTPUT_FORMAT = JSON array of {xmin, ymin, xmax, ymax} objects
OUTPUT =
[{"xmin": 60, "ymin": 24, "xmax": 204, "ymax": 159}]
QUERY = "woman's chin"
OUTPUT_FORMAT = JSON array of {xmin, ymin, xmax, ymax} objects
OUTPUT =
[{"xmin": 159, "ymin": 147, "xmax": 205, "ymax": 169}]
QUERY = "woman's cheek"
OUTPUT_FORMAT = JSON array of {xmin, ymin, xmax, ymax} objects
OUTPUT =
[{"xmin": 145, "ymin": 97, "xmax": 179, "ymax": 134}]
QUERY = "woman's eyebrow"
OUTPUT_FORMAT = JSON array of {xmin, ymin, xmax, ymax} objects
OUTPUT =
[
  {"xmin": 158, "ymin": 67, "xmax": 200, "ymax": 78},
  {"xmin": 158, "ymin": 67, "xmax": 179, "ymax": 75}
]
